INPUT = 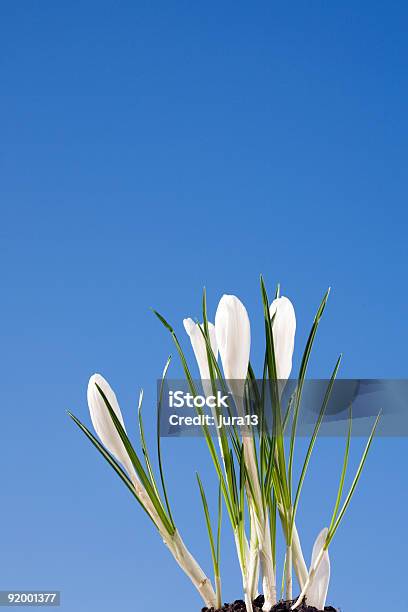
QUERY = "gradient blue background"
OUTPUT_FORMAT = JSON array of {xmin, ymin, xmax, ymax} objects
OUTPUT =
[{"xmin": 1, "ymin": 2, "xmax": 407, "ymax": 611}]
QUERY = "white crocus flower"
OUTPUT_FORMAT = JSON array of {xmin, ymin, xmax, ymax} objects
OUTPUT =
[
  {"xmin": 305, "ymin": 528, "xmax": 331, "ymax": 610},
  {"xmin": 269, "ymin": 296, "xmax": 296, "ymax": 381},
  {"xmin": 88, "ymin": 374, "xmax": 168, "ymax": 531},
  {"xmin": 184, "ymin": 317, "xmax": 223, "ymax": 445},
  {"xmin": 215, "ymin": 294, "xmax": 276, "ymax": 611},
  {"xmin": 88, "ymin": 373, "xmax": 136, "ymax": 478},
  {"xmin": 269, "ymin": 296, "xmax": 309, "ymax": 593},
  {"xmin": 185, "ymin": 314, "xmax": 258, "ymax": 604},
  {"xmin": 183, "ymin": 318, "xmax": 218, "ymax": 381},
  {"xmin": 215, "ymin": 294, "xmax": 250, "ymax": 394},
  {"xmin": 87, "ymin": 373, "xmax": 217, "ymax": 608}
]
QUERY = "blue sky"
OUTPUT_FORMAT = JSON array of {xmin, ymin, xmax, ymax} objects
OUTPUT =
[{"xmin": 1, "ymin": 2, "xmax": 407, "ymax": 611}]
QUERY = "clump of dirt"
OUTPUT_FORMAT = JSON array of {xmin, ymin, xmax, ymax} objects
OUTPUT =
[{"xmin": 202, "ymin": 595, "xmax": 338, "ymax": 612}]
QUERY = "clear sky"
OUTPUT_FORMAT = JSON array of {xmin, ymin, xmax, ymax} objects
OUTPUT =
[{"xmin": 1, "ymin": 2, "xmax": 407, "ymax": 611}]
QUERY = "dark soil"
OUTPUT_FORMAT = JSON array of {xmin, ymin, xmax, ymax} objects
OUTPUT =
[{"xmin": 202, "ymin": 595, "xmax": 338, "ymax": 612}]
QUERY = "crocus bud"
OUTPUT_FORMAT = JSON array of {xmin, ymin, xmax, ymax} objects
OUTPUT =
[
  {"xmin": 87, "ymin": 373, "xmax": 134, "ymax": 477},
  {"xmin": 305, "ymin": 527, "xmax": 330, "ymax": 610},
  {"xmin": 269, "ymin": 296, "xmax": 296, "ymax": 380},
  {"xmin": 183, "ymin": 318, "xmax": 218, "ymax": 381},
  {"xmin": 215, "ymin": 294, "xmax": 251, "ymax": 384}
]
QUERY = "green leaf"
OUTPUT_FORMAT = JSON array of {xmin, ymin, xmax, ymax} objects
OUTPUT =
[
  {"xmin": 326, "ymin": 411, "xmax": 381, "ymax": 548},
  {"xmin": 260, "ymin": 275, "xmax": 290, "ymax": 510},
  {"xmin": 154, "ymin": 308, "xmax": 235, "ymax": 524},
  {"xmin": 328, "ymin": 404, "xmax": 352, "ymax": 534},
  {"xmin": 138, "ymin": 389, "xmax": 161, "ymax": 501},
  {"xmin": 288, "ymin": 288, "xmax": 331, "ymax": 496},
  {"xmin": 94, "ymin": 383, "xmax": 175, "ymax": 535},
  {"xmin": 291, "ymin": 355, "xmax": 342, "ymax": 536},
  {"xmin": 196, "ymin": 473, "xmax": 218, "ymax": 573},
  {"xmin": 216, "ymin": 482, "xmax": 222, "ymax": 568},
  {"xmin": 156, "ymin": 356, "xmax": 176, "ymax": 531},
  {"xmin": 67, "ymin": 411, "xmax": 154, "ymax": 524}
]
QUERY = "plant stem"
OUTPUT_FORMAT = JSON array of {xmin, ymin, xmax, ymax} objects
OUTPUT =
[
  {"xmin": 166, "ymin": 530, "xmax": 218, "ymax": 608},
  {"xmin": 159, "ymin": 371, "xmax": 217, "ymax": 609},
  {"xmin": 291, "ymin": 546, "xmax": 325, "ymax": 610},
  {"xmin": 291, "ymin": 524, "xmax": 308, "ymax": 589},
  {"xmin": 247, "ymin": 507, "xmax": 260, "ymax": 600},
  {"xmin": 234, "ymin": 530, "xmax": 252, "ymax": 612},
  {"xmin": 241, "ymin": 435, "xmax": 276, "ymax": 610},
  {"xmin": 277, "ymin": 504, "xmax": 307, "ymax": 590},
  {"xmin": 215, "ymin": 575, "xmax": 222, "ymax": 610},
  {"xmin": 258, "ymin": 515, "xmax": 277, "ymax": 610},
  {"xmin": 285, "ymin": 544, "xmax": 292, "ymax": 600}
]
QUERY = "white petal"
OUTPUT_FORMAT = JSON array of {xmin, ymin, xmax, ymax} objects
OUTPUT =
[
  {"xmin": 269, "ymin": 296, "xmax": 296, "ymax": 380},
  {"xmin": 183, "ymin": 319, "xmax": 218, "ymax": 381},
  {"xmin": 215, "ymin": 294, "xmax": 251, "ymax": 383},
  {"xmin": 306, "ymin": 528, "xmax": 330, "ymax": 610},
  {"xmin": 207, "ymin": 322, "xmax": 218, "ymax": 362},
  {"xmin": 87, "ymin": 373, "xmax": 134, "ymax": 476},
  {"xmin": 183, "ymin": 317, "xmax": 196, "ymax": 336},
  {"xmin": 310, "ymin": 528, "xmax": 328, "ymax": 568}
]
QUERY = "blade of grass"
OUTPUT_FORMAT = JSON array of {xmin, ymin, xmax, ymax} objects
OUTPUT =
[
  {"xmin": 138, "ymin": 389, "xmax": 162, "ymax": 502},
  {"xmin": 291, "ymin": 355, "xmax": 342, "ymax": 536},
  {"xmin": 95, "ymin": 382, "xmax": 175, "ymax": 534},
  {"xmin": 157, "ymin": 356, "xmax": 176, "ymax": 531},
  {"xmin": 260, "ymin": 275, "xmax": 290, "ymax": 509},
  {"xmin": 328, "ymin": 404, "xmax": 352, "ymax": 534},
  {"xmin": 326, "ymin": 411, "xmax": 381, "ymax": 547},
  {"xmin": 196, "ymin": 473, "xmax": 218, "ymax": 573},
  {"xmin": 288, "ymin": 288, "xmax": 331, "ymax": 496},
  {"xmin": 68, "ymin": 411, "xmax": 154, "ymax": 523},
  {"xmin": 268, "ymin": 491, "xmax": 277, "ymax": 569},
  {"xmin": 153, "ymin": 309, "xmax": 236, "ymax": 525},
  {"xmin": 216, "ymin": 482, "xmax": 222, "ymax": 568}
]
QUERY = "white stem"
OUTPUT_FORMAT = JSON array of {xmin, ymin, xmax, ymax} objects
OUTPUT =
[
  {"xmin": 247, "ymin": 510, "xmax": 260, "ymax": 600},
  {"xmin": 244, "ymin": 586, "xmax": 253, "ymax": 612},
  {"xmin": 248, "ymin": 549, "xmax": 260, "ymax": 601},
  {"xmin": 215, "ymin": 575, "xmax": 222, "ymax": 610},
  {"xmin": 285, "ymin": 544, "xmax": 292, "ymax": 601},
  {"xmin": 127, "ymin": 473, "xmax": 217, "ymax": 608},
  {"xmin": 234, "ymin": 530, "xmax": 253, "ymax": 612},
  {"xmin": 234, "ymin": 528, "xmax": 252, "ymax": 584},
  {"xmin": 128, "ymin": 472, "xmax": 167, "ymax": 532},
  {"xmin": 234, "ymin": 530, "xmax": 246, "ymax": 574},
  {"xmin": 291, "ymin": 524, "xmax": 308, "ymax": 589},
  {"xmin": 291, "ymin": 547, "xmax": 325, "ymax": 610},
  {"xmin": 212, "ymin": 395, "xmax": 251, "ymax": 598},
  {"xmin": 166, "ymin": 530, "xmax": 218, "ymax": 608},
  {"xmin": 259, "ymin": 517, "xmax": 276, "ymax": 611},
  {"xmin": 242, "ymin": 437, "xmax": 276, "ymax": 611},
  {"xmin": 277, "ymin": 504, "xmax": 307, "ymax": 591}
]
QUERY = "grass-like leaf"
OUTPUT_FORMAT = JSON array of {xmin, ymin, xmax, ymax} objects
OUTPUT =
[
  {"xmin": 328, "ymin": 404, "xmax": 352, "ymax": 534},
  {"xmin": 326, "ymin": 411, "xmax": 381, "ymax": 547},
  {"xmin": 138, "ymin": 389, "xmax": 161, "ymax": 502},
  {"xmin": 291, "ymin": 354, "xmax": 342, "ymax": 536},
  {"xmin": 67, "ymin": 411, "xmax": 154, "ymax": 523},
  {"xmin": 153, "ymin": 308, "xmax": 236, "ymax": 524},
  {"xmin": 95, "ymin": 382, "xmax": 175, "ymax": 535},
  {"xmin": 156, "ymin": 356, "xmax": 176, "ymax": 531},
  {"xmin": 288, "ymin": 288, "xmax": 331, "ymax": 495},
  {"xmin": 196, "ymin": 473, "xmax": 219, "ymax": 575}
]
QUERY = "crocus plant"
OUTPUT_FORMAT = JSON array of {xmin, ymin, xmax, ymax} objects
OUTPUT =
[{"xmin": 69, "ymin": 278, "xmax": 379, "ymax": 612}]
